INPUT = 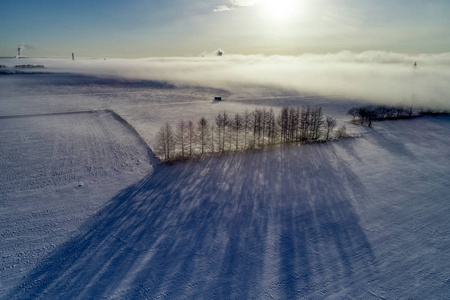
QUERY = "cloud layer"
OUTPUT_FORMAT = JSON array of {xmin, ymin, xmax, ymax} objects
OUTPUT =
[
  {"xmin": 214, "ymin": 0, "xmax": 259, "ymax": 12},
  {"xmin": 7, "ymin": 51, "xmax": 450, "ymax": 108}
]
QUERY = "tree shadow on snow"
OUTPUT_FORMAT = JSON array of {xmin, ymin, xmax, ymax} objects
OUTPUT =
[
  {"xmin": 365, "ymin": 124, "xmax": 417, "ymax": 160},
  {"xmin": 8, "ymin": 142, "xmax": 377, "ymax": 299}
]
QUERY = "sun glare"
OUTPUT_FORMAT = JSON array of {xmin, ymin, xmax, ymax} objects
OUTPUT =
[{"xmin": 261, "ymin": 0, "xmax": 301, "ymax": 21}]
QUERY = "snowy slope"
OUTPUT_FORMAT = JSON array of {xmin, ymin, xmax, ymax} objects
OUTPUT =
[
  {"xmin": 1, "ymin": 70, "xmax": 449, "ymax": 299},
  {"xmin": 0, "ymin": 110, "xmax": 153, "ymax": 296}
]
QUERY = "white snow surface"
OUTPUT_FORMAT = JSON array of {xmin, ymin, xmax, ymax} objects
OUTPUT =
[{"xmin": 1, "ymin": 65, "xmax": 450, "ymax": 299}]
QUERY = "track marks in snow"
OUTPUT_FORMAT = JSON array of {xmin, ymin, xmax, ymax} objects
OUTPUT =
[
  {"xmin": 0, "ymin": 110, "xmax": 153, "ymax": 296},
  {"xmin": 0, "ymin": 111, "xmax": 150, "ymax": 196}
]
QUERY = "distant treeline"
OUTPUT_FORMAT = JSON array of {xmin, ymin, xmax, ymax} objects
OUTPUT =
[
  {"xmin": 156, "ymin": 106, "xmax": 347, "ymax": 163},
  {"xmin": 14, "ymin": 64, "xmax": 45, "ymax": 69},
  {"xmin": 348, "ymin": 104, "xmax": 449, "ymax": 127}
]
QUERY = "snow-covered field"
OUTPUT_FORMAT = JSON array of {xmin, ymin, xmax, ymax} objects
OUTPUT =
[{"xmin": 1, "ymin": 59, "xmax": 450, "ymax": 299}]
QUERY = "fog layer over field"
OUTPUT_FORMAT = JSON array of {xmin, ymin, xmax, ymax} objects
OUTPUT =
[{"xmin": 4, "ymin": 51, "xmax": 450, "ymax": 108}]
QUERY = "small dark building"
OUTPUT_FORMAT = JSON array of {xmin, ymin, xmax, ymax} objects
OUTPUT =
[{"xmin": 214, "ymin": 97, "xmax": 222, "ymax": 101}]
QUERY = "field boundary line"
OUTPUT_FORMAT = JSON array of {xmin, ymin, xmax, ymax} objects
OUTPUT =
[
  {"xmin": 106, "ymin": 109, "xmax": 161, "ymax": 167},
  {"xmin": 0, "ymin": 110, "xmax": 98, "ymax": 119}
]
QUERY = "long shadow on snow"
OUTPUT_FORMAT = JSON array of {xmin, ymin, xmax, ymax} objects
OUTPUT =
[
  {"xmin": 8, "ymin": 141, "xmax": 376, "ymax": 299},
  {"xmin": 365, "ymin": 123, "xmax": 416, "ymax": 160}
]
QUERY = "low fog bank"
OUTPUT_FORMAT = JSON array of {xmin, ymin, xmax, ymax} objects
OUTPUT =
[{"xmin": 2, "ymin": 51, "xmax": 450, "ymax": 108}]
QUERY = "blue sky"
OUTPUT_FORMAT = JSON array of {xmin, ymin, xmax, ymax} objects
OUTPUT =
[{"xmin": 1, "ymin": 0, "xmax": 449, "ymax": 58}]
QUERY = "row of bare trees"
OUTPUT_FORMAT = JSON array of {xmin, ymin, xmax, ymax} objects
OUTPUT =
[
  {"xmin": 348, "ymin": 105, "xmax": 414, "ymax": 127},
  {"xmin": 348, "ymin": 104, "xmax": 449, "ymax": 127},
  {"xmin": 156, "ymin": 106, "xmax": 343, "ymax": 162}
]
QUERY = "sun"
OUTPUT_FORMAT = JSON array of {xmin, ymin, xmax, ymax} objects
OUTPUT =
[{"xmin": 261, "ymin": 0, "xmax": 300, "ymax": 21}]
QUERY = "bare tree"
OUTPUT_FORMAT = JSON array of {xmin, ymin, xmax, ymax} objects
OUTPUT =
[
  {"xmin": 187, "ymin": 120, "xmax": 195, "ymax": 156},
  {"xmin": 277, "ymin": 106, "xmax": 289, "ymax": 143},
  {"xmin": 210, "ymin": 124, "xmax": 216, "ymax": 153},
  {"xmin": 156, "ymin": 123, "xmax": 175, "ymax": 161},
  {"xmin": 223, "ymin": 112, "xmax": 230, "ymax": 151},
  {"xmin": 243, "ymin": 110, "xmax": 252, "ymax": 149},
  {"xmin": 309, "ymin": 106, "xmax": 324, "ymax": 140},
  {"xmin": 300, "ymin": 106, "xmax": 311, "ymax": 141},
  {"xmin": 375, "ymin": 106, "xmax": 388, "ymax": 119},
  {"xmin": 215, "ymin": 113, "xmax": 223, "ymax": 152},
  {"xmin": 357, "ymin": 106, "xmax": 377, "ymax": 127},
  {"xmin": 176, "ymin": 120, "xmax": 187, "ymax": 158},
  {"xmin": 156, "ymin": 125, "xmax": 167, "ymax": 160},
  {"xmin": 227, "ymin": 116, "xmax": 233, "ymax": 151},
  {"xmin": 261, "ymin": 108, "xmax": 268, "ymax": 146},
  {"xmin": 215, "ymin": 111, "xmax": 229, "ymax": 152},
  {"xmin": 406, "ymin": 104, "xmax": 414, "ymax": 117},
  {"xmin": 325, "ymin": 116, "xmax": 337, "ymax": 140},
  {"xmin": 232, "ymin": 113, "xmax": 243, "ymax": 150},
  {"xmin": 197, "ymin": 117, "xmax": 210, "ymax": 154},
  {"xmin": 365, "ymin": 106, "xmax": 377, "ymax": 127},
  {"xmin": 348, "ymin": 107, "xmax": 358, "ymax": 121},
  {"xmin": 395, "ymin": 105, "xmax": 405, "ymax": 118},
  {"xmin": 253, "ymin": 110, "xmax": 261, "ymax": 146},
  {"xmin": 385, "ymin": 106, "xmax": 396, "ymax": 118},
  {"xmin": 287, "ymin": 106, "xmax": 298, "ymax": 142},
  {"xmin": 266, "ymin": 108, "xmax": 277, "ymax": 144},
  {"xmin": 293, "ymin": 107, "xmax": 301, "ymax": 141}
]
